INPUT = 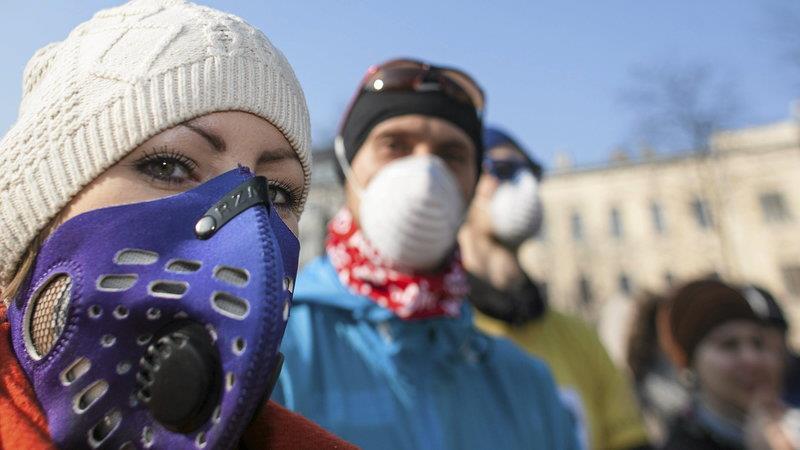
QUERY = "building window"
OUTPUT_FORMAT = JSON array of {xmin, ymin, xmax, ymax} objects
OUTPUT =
[
  {"xmin": 578, "ymin": 275, "xmax": 592, "ymax": 304},
  {"xmin": 610, "ymin": 208, "xmax": 623, "ymax": 239},
  {"xmin": 618, "ymin": 273, "xmax": 632, "ymax": 295},
  {"xmin": 691, "ymin": 197, "xmax": 713, "ymax": 229},
  {"xmin": 571, "ymin": 212, "xmax": 584, "ymax": 241},
  {"xmin": 651, "ymin": 201, "xmax": 666, "ymax": 235},
  {"xmin": 760, "ymin": 192, "xmax": 792, "ymax": 223},
  {"xmin": 782, "ymin": 265, "xmax": 800, "ymax": 296}
]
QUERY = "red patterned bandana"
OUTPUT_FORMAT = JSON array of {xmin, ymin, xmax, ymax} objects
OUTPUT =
[{"xmin": 325, "ymin": 209, "xmax": 467, "ymax": 320}]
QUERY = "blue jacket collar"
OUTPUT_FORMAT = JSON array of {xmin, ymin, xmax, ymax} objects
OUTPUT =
[{"xmin": 294, "ymin": 257, "xmax": 488, "ymax": 363}]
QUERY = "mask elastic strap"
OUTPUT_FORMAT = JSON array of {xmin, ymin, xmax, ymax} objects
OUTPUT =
[{"xmin": 334, "ymin": 136, "xmax": 365, "ymax": 196}]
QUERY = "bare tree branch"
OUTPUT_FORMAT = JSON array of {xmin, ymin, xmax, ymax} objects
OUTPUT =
[{"xmin": 620, "ymin": 60, "xmax": 742, "ymax": 153}]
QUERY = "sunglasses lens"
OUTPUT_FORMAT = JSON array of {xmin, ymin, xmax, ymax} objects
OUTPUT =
[
  {"xmin": 439, "ymin": 69, "xmax": 485, "ymax": 112},
  {"xmin": 486, "ymin": 160, "xmax": 525, "ymax": 180},
  {"xmin": 365, "ymin": 66, "xmax": 419, "ymax": 92},
  {"xmin": 361, "ymin": 60, "xmax": 484, "ymax": 113},
  {"xmin": 495, "ymin": 165, "xmax": 516, "ymax": 180}
]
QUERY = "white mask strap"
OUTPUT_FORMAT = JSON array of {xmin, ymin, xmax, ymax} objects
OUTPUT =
[{"xmin": 334, "ymin": 136, "xmax": 365, "ymax": 196}]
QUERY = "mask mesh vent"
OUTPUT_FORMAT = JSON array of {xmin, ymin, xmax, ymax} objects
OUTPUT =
[
  {"xmin": 97, "ymin": 274, "xmax": 138, "ymax": 292},
  {"xmin": 74, "ymin": 380, "xmax": 109, "ymax": 414},
  {"xmin": 213, "ymin": 266, "xmax": 249, "ymax": 287},
  {"xmin": 195, "ymin": 431, "xmax": 208, "ymax": 448},
  {"xmin": 28, "ymin": 274, "xmax": 72, "ymax": 358},
  {"xmin": 114, "ymin": 249, "xmax": 158, "ymax": 265},
  {"xmin": 142, "ymin": 426, "xmax": 154, "ymax": 448},
  {"xmin": 211, "ymin": 292, "xmax": 250, "ymax": 319},
  {"xmin": 88, "ymin": 408, "xmax": 122, "ymax": 448},
  {"xmin": 60, "ymin": 357, "xmax": 91, "ymax": 386},
  {"xmin": 148, "ymin": 281, "xmax": 189, "ymax": 299},
  {"xmin": 166, "ymin": 259, "xmax": 202, "ymax": 274}
]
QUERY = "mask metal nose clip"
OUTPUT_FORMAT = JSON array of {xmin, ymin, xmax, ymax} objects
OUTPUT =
[{"xmin": 195, "ymin": 177, "xmax": 273, "ymax": 240}]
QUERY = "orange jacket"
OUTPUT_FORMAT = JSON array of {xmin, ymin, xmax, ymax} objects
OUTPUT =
[{"xmin": 0, "ymin": 304, "xmax": 357, "ymax": 450}]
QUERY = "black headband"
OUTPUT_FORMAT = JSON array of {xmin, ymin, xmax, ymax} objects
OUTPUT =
[{"xmin": 337, "ymin": 90, "xmax": 483, "ymax": 182}]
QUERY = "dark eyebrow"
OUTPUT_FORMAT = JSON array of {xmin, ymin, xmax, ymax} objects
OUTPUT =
[
  {"xmin": 436, "ymin": 138, "xmax": 470, "ymax": 150},
  {"xmin": 182, "ymin": 120, "xmax": 297, "ymax": 166},
  {"xmin": 182, "ymin": 122, "xmax": 225, "ymax": 153},
  {"xmin": 257, "ymin": 146, "xmax": 297, "ymax": 165},
  {"xmin": 373, "ymin": 129, "xmax": 416, "ymax": 141}
]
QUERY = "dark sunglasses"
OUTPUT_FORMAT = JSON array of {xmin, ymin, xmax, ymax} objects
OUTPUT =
[
  {"xmin": 357, "ymin": 58, "xmax": 485, "ymax": 114},
  {"xmin": 482, "ymin": 158, "xmax": 532, "ymax": 181}
]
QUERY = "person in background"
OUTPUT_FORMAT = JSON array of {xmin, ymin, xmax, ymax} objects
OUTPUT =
[
  {"xmin": 461, "ymin": 126, "xmax": 651, "ymax": 450},
  {"xmin": 658, "ymin": 279, "xmax": 798, "ymax": 450},
  {"xmin": 273, "ymin": 58, "xmax": 579, "ymax": 450},
  {"xmin": 0, "ymin": 1, "xmax": 356, "ymax": 448},
  {"xmin": 626, "ymin": 291, "xmax": 690, "ymax": 446},
  {"xmin": 740, "ymin": 285, "xmax": 800, "ymax": 409}
]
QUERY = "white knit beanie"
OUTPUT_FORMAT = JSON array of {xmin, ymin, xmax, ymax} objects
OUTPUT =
[{"xmin": 0, "ymin": 0, "xmax": 312, "ymax": 283}]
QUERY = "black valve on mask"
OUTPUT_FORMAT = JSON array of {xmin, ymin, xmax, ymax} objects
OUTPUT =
[{"xmin": 136, "ymin": 321, "xmax": 222, "ymax": 433}]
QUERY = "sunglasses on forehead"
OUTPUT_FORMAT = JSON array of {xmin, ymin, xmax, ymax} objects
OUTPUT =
[
  {"xmin": 357, "ymin": 58, "xmax": 485, "ymax": 114},
  {"xmin": 334, "ymin": 58, "xmax": 485, "ymax": 185}
]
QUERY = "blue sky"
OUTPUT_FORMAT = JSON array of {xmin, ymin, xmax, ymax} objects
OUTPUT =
[{"xmin": 1, "ymin": 0, "xmax": 797, "ymax": 168}]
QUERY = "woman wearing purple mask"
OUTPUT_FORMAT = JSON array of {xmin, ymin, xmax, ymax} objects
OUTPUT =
[{"xmin": 0, "ymin": 1, "xmax": 355, "ymax": 449}]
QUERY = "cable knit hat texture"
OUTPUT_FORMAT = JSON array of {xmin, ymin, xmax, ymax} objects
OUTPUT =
[{"xmin": 0, "ymin": 0, "xmax": 311, "ymax": 283}]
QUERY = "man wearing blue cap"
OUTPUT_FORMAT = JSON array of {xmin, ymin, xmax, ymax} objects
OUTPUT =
[{"xmin": 459, "ymin": 127, "xmax": 652, "ymax": 450}]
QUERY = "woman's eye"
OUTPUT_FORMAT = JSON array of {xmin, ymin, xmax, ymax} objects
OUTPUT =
[
  {"xmin": 134, "ymin": 150, "xmax": 197, "ymax": 185},
  {"xmin": 270, "ymin": 186, "xmax": 288, "ymax": 206},
  {"xmin": 149, "ymin": 160, "xmax": 188, "ymax": 179},
  {"xmin": 268, "ymin": 182, "xmax": 301, "ymax": 214}
]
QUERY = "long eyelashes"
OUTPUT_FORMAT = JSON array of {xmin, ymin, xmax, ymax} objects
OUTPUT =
[
  {"xmin": 132, "ymin": 147, "xmax": 198, "ymax": 185},
  {"xmin": 268, "ymin": 180, "xmax": 303, "ymax": 215}
]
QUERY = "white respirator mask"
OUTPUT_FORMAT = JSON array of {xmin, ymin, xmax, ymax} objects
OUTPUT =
[
  {"xmin": 336, "ymin": 137, "xmax": 466, "ymax": 271},
  {"xmin": 489, "ymin": 170, "xmax": 543, "ymax": 246}
]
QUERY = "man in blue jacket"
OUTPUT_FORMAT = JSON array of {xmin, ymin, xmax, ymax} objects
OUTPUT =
[{"xmin": 273, "ymin": 58, "xmax": 579, "ymax": 450}]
